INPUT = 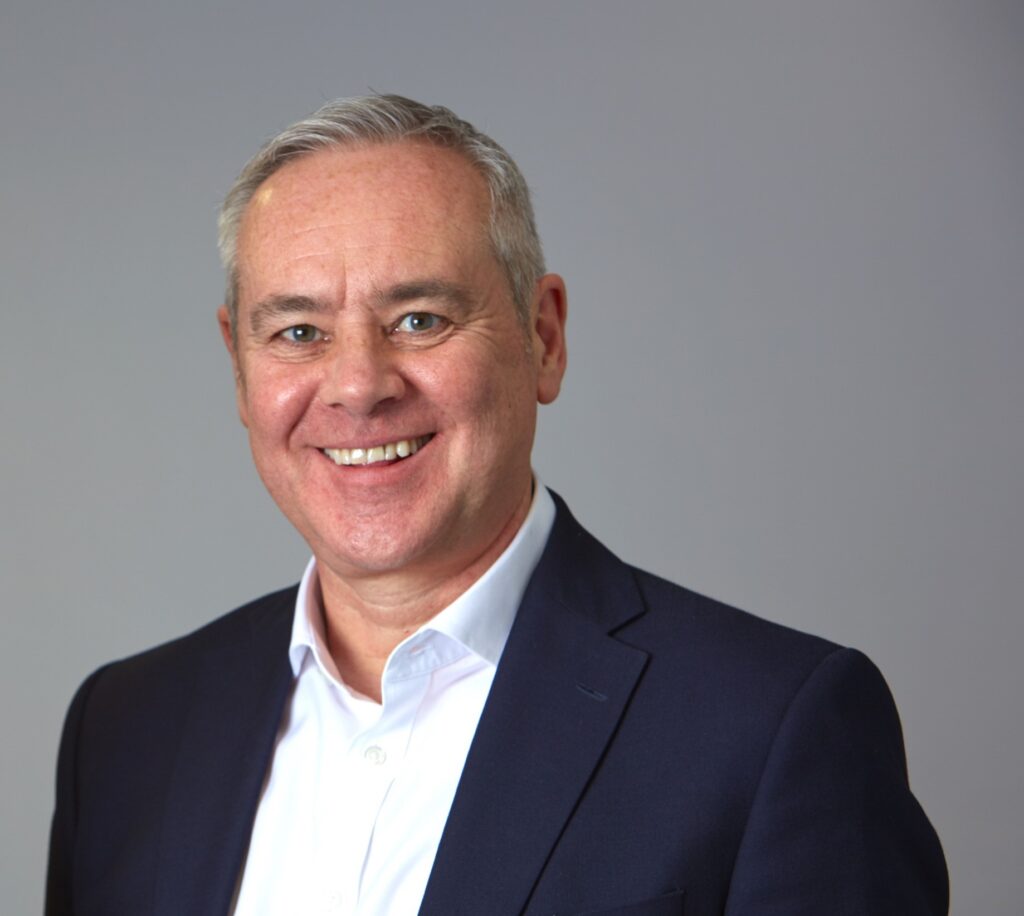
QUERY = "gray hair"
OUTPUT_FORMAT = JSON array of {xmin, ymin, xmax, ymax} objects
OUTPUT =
[{"xmin": 218, "ymin": 93, "xmax": 545, "ymax": 330}]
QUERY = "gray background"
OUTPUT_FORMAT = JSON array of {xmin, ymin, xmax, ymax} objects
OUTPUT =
[{"xmin": 2, "ymin": 1, "xmax": 1021, "ymax": 912}]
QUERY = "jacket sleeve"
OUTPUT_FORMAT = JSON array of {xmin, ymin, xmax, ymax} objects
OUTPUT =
[
  {"xmin": 723, "ymin": 648, "xmax": 948, "ymax": 915},
  {"xmin": 45, "ymin": 666, "xmax": 107, "ymax": 916}
]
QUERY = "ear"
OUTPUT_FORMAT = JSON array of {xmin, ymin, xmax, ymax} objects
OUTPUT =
[
  {"xmin": 217, "ymin": 305, "xmax": 249, "ymax": 428},
  {"xmin": 531, "ymin": 274, "xmax": 568, "ymax": 405}
]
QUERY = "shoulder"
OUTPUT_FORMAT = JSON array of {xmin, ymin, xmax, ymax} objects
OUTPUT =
[
  {"xmin": 65, "ymin": 585, "xmax": 297, "ymax": 742},
  {"xmin": 93, "ymin": 584, "xmax": 295, "ymax": 679},
  {"xmin": 545, "ymin": 491, "xmax": 845, "ymax": 695},
  {"xmin": 620, "ymin": 564, "xmax": 872, "ymax": 733},
  {"xmin": 542, "ymin": 492, "xmax": 876, "ymax": 739},
  {"xmin": 628, "ymin": 564, "xmax": 842, "ymax": 682}
]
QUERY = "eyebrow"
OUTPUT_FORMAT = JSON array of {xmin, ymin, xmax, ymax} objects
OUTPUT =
[
  {"xmin": 248, "ymin": 295, "xmax": 329, "ymax": 335},
  {"xmin": 373, "ymin": 279, "xmax": 475, "ymax": 314}
]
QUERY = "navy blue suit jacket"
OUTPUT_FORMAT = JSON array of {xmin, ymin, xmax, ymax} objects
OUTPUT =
[{"xmin": 47, "ymin": 495, "xmax": 947, "ymax": 915}]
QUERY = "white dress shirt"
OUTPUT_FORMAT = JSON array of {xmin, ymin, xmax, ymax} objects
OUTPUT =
[{"xmin": 231, "ymin": 484, "xmax": 555, "ymax": 916}]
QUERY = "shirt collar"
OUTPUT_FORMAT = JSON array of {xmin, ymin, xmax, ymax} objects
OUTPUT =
[{"xmin": 288, "ymin": 480, "xmax": 556, "ymax": 682}]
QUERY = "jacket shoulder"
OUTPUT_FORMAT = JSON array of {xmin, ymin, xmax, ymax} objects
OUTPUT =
[
  {"xmin": 90, "ymin": 584, "xmax": 297, "ymax": 685},
  {"xmin": 543, "ymin": 490, "xmax": 844, "ymax": 695},
  {"xmin": 629, "ymin": 566, "xmax": 840, "ymax": 664},
  {"xmin": 63, "ymin": 585, "xmax": 296, "ymax": 760}
]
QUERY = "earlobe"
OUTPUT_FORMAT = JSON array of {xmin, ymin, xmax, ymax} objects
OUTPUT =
[{"xmin": 532, "ymin": 274, "xmax": 568, "ymax": 405}]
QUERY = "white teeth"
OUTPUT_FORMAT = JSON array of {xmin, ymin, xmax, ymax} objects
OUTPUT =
[{"xmin": 323, "ymin": 436, "xmax": 431, "ymax": 467}]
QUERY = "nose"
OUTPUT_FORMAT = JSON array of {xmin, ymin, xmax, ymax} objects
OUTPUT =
[{"xmin": 319, "ymin": 325, "xmax": 405, "ymax": 415}]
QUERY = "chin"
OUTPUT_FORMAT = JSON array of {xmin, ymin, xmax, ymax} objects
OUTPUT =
[{"xmin": 317, "ymin": 525, "xmax": 444, "ymax": 578}]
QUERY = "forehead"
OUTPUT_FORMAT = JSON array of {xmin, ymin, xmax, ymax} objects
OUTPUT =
[{"xmin": 238, "ymin": 141, "xmax": 491, "ymax": 256}]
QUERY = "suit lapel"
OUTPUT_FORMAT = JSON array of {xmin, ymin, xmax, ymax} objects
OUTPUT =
[
  {"xmin": 420, "ymin": 496, "xmax": 650, "ymax": 916},
  {"xmin": 152, "ymin": 590, "xmax": 295, "ymax": 916}
]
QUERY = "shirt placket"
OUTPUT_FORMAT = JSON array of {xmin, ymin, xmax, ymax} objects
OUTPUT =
[{"xmin": 318, "ymin": 649, "xmax": 434, "ymax": 916}]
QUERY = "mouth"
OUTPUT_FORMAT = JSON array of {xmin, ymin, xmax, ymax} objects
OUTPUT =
[{"xmin": 321, "ymin": 434, "xmax": 434, "ymax": 467}]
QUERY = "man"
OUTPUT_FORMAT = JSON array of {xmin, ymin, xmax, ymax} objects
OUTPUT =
[{"xmin": 46, "ymin": 95, "xmax": 947, "ymax": 915}]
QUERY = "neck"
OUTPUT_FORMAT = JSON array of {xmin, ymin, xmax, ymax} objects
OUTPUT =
[{"xmin": 316, "ymin": 485, "xmax": 534, "ymax": 702}]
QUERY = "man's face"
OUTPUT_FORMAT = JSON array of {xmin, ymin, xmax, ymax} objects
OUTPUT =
[{"xmin": 220, "ymin": 141, "xmax": 566, "ymax": 588}]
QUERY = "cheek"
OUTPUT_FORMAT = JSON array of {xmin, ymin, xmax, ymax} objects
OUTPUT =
[
  {"xmin": 434, "ymin": 350, "xmax": 536, "ymax": 444},
  {"xmin": 420, "ymin": 353, "xmax": 500, "ymax": 417},
  {"xmin": 243, "ymin": 367, "xmax": 318, "ymax": 443}
]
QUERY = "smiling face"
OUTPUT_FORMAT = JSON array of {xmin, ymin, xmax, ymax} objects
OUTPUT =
[{"xmin": 220, "ymin": 141, "xmax": 567, "ymax": 593}]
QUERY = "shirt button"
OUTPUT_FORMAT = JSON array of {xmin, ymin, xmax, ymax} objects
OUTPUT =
[{"xmin": 364, "ymin": 745, "xmax": 387, "ymax": 765}]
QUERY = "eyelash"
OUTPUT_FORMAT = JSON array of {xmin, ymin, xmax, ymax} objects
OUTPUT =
[
  {"xmin": 278, "ymin": 324, "xmax": 323, "ymax": 344},
  {"xmin": 394, "ymin": 312, "xmax": 446, "ymax": 334}
]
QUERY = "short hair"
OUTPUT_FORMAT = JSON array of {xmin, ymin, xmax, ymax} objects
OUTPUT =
[{"xmin": 218, "ymin": 93, "xmax": 546, "ymax": 330}]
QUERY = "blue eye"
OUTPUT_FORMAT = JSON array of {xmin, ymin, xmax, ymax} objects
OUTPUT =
[
  {"xmin": 280, "ymin": 324, "xmax": 322, "ymax": 343},
  {"xmin": 396, "ymin": 313, "xmax": 441, "ymax": 333}
]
